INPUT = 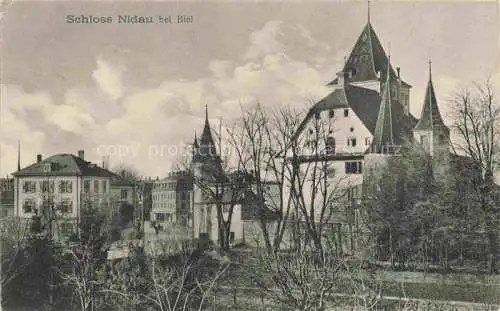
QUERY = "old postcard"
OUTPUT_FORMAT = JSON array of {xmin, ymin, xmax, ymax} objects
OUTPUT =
[{"xmin": 1, "ymin": 1, "xmax": 500, "ymax": 310}]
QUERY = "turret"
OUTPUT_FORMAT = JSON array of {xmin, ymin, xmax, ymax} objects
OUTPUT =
[{"xmin": 413, "ymin": 60, "xmax": 449, "ymax": 157}]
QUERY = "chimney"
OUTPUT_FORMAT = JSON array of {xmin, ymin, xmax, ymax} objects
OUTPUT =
[
  {"xmin": 102, "ymin": 155, "xmax": 109, "ymax": 170},
  {"xmin": 78, "ymin": 150, "xmax": 84, "ymax": 160},
  {"xmin": 36, "ymin": 154, "xmax": 42, "ymax": 163},
  {"xmin": 396, "ymin": 67, "xmax": 401, "ymax": 79}
]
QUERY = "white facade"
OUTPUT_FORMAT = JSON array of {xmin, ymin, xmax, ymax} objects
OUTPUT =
[{"xmin": 15, "ymin": 175, "xmax": 112, "ymax": 220}]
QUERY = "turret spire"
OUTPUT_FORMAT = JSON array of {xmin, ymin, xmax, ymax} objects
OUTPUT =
[
  {"xmin": 414, "ymin": 60, "xmax": 448, "ymax": 132},
  {"xmin": 367, "ymin": 0, "xmax": 371, "ymax": 24},
  {"xmin": 205, "ymin": 103, "xmax": 208, "ymax": 122},
  {"xmin": 428, "ymin": 57, "xmax": 432, "ymax": 79},
  {"xmin": 370, "ymin": 54, "xmax": 394, "ymax": 153},
  {"xmin": 17, "ymin": 140, "xmax": 21, "ymax": 171}
]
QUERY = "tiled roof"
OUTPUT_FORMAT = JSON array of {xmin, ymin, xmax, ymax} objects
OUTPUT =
[
  {"xmin": 12, "ymin": 154, "xmax": 116, "ymax": 177},
  {"xmin": 328, "ymin": 22, "xmax": 411, "ymax": 88},
  {"xmin": 293, "ymin": 84, "xmax": 416, "ymax": 147},
  {"xmin": 414, "ymin": 69, "xmax": 448, "ymax": 133},
  {"xmin": 110, "ymin": 173, "xmax": 136, "ymax": 187}
]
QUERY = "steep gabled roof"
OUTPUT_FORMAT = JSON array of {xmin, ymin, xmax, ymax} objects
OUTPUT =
[
  {"xmin": 328, "ymin": 22, "xmax": 411, "ymax": 88},
  {"xmin": 12, "ymin": 154, "xmax": 116, "ymax": 177},
  {"xmin": 414, "ymin": 63, "xmax": 448, "ymax": 133}
]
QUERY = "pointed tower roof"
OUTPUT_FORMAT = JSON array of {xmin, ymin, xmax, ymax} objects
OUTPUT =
[
  {"xmin": 193, "ymin": 104, "xmax": 220, "ymax": 165},
  {"xmin": 414, "ymin": 61, "xmax": 448, "ymax": 132},
  {"xmin": 199, "ymin": 104, "xmax": 217, "ymax": 148},
  {"xmin": 193, "ymin": 131, "xmax": 199, "ymax": 148},
  {"xmin": 328, "ymin": 20, "xmax": 411, "ymax": 88},
  {"xmin": 370, "ymin": 55, "xmax": 394, "ymax": 153}
]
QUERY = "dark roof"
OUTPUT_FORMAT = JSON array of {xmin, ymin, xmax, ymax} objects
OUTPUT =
[
  {"xmin": 12, "ymin": 154, "xmax": 116, "ymax": 177},
  {"xmin": 370, "ymin": 58, "xmax": 398, "ymax": 153},
  {"xmin": 193, "ymin": 107, "xmax": 221, "ymax": 165},
  {"xmin": 293, "ymin": 84, "xmax": 417, "ymax": 147},
  {"xmin": 110, "ymin": 173, "xmax": 136, "ymax": 187},
  {"xmin": 328, "ymin": 22, "xmax": 411, "ymax": 88},
  {"xmin": 414, "ymin": 69, "xmax": 448, "ymax": 133}
]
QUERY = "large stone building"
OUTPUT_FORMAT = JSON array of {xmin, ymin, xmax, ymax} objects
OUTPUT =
[
  {"xmin": 11, "ymin": 150, "xmax": 135, "ymax": 238},
  {"xmin": 290, "ymin": 16, "xmax": 451, "ymax": 254},
  {"xmin": 151, "ymin": 170, "xmax": 193, "ymax": 228}
]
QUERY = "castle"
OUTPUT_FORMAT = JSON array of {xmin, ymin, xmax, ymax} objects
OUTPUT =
[{"xmin": 288, "ymin": 14, "xmax": 452, "ymax": 253}]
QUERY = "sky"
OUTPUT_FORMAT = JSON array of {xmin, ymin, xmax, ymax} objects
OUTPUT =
[{"xmin": 0, "ymin": 0, "xmax": 499, "ymax": 178}]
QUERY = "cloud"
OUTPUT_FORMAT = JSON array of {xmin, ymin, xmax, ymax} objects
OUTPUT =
[
  {"xmin": 244, "ymin": 20, "xmax": 285, "ymax": 59},
  {"xmin": 0, "ymin": 21, "xmax": 334, "ymax": 177},
  {"xmin": 92, "ymin": 57, "xmax": 125, "ymax": 101},
  {"xmin": 0, "ymin": 85, "xmax": 47, "ymax": 175}
]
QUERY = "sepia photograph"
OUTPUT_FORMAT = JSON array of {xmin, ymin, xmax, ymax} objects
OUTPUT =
[{"xmin": 1, "ymin": 0, "xmax": 500, "ymax": 310}]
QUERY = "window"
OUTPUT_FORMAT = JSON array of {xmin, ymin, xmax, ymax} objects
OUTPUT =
[
  {"xmin": 309, "ymin": 128, "xmax": 313, "ymax": 135},
  {"xmin": 23, "ymin": 181, "xmax": 36, "ymax": 193},
  {"xmin": 59, "ymin": 181, "xmax": 73, "ymax": 193},
  {"xmin": 94, "ymin": 180, "xmax": 99, "ymax": 193},
  {"xmin": 420, "ymin": 135, "xmax": 429, "ymax": 147},
  {"xmin": 83, "ymin": 180, "xmax": 90, "ymax": 193},
  {"xmin": 156, "ymin": 213, "xmax": 166, "ymax": 221},
  {"xmin": 83, "ymin": 200, "xmax": 93, "ymax": 209},
  {"xmin": 23, "ymin": 199, "xmax": 35, "ymax": 213},
  {"xmin": 326, "ymin": 167, "xmax": 336, "ymax": 178},
  {"xmin": 40, "ymin": 181, "xmax": 54, "ymax": 193},
  {"xmin": 42, "ymin": 163, "xmax": 51, "ymax": 173},
  {"xmin": 102, "ymin": 180, "xmax": 107, "ymax": 193},
  {"xmin": 121, "ymin": 189, "xmax": 128, "ymax": 200},
  {"xmin": 329, "ymin": 110, "xmax": 334, "ymax": 118},
  {"xmin": 365, "ymin": 137, "xmax": 371, "ymax": 146},
  {"xmin": 439, "ymin": 134, "xmax": 446, "ymax": 143},
  {"xmin": 58, "ymin": 199, "xmax": 73, "ymax": 214},
  {"xmin": 347, "ymin": 138, "xmax": 357, "ymax": 147},
  {"xmin": 344, "ymin": 109, "xmax": 349, "ymax": 117},
  {"xmin": 350, "ymin": 127, "xmax": 354, "ymax": 132},
  {"xmin": 326, "ymin": 137, "xmax": 336, "ymax": 155},
  {"xmin": 345, "ymin": 161, "xmax": 362, "ymax": 174},
  {"xmin": 315, "ymin": 111, "xmax": 321, "ymax": 120}
]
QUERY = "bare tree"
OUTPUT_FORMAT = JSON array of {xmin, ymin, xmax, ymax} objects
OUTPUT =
[
  {"xmin": 449, "ymin": 78, "xmax": 500, "ymax": 274},
  {"xmin": 224, "ymin": 103, "xmax": 375, "ymax": 310},
  {"xmin": 99, "ymin": 240, "xmax": 229, "ymax": 311}
]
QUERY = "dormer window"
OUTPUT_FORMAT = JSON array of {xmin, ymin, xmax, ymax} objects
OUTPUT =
[{"xmin": 43, "ymin": 162, "xmax": 51, "ymax": 173}]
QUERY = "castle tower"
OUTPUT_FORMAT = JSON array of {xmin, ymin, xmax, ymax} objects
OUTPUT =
[
  {"xmin": 190, "ymin": 105, "xmax": 224, "ymax": 241},
  {"xmin": 413, "ymin": 61, "xmax": 450, "ymax": 160},
  {"xmin": 326, "ymin": 10, "xmax": 411, "ymax": 114}
]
